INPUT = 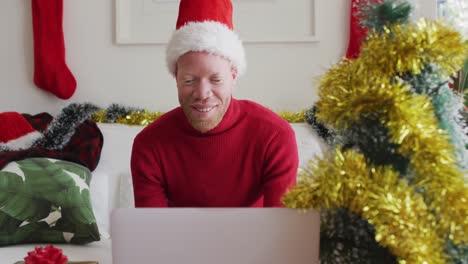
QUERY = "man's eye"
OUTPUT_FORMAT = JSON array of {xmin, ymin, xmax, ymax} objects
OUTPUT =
[
  {"xmin": 183, "ymin": 80, "xmax": 194, "ymax": 85},
  {"xmin": 211, "ymin": 79, "xmax": 222, "ymax": 84}
]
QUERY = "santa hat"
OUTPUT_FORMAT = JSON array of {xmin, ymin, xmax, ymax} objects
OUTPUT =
[
  {"xmin": 166, "ymin": 0, "xmax": 246, "ymax": 77},
  {"xmin": 0, "ymin": 112, "xmax": 43, "ymax": 151}
]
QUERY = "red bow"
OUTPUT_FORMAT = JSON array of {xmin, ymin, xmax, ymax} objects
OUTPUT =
[{"xmin": 24, "ymin": 245, "xmax": 68, "ymax": 264}]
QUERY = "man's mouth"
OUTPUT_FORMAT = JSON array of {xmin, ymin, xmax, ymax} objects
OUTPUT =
[{"xmin": 192, "ymin": 105, "xmax": 217, "ymax": 113}]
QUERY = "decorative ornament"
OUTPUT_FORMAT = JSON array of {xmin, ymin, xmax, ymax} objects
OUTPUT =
[{"xmin": 24, "ymin": 245, "xmax": 68, "ymax": 264}]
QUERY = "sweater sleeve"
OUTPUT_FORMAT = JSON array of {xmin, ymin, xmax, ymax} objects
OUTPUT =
[
  {"xmin": 131, "ymin": 133, "xmax": 168, "ymax": 207},
  {"xmin": 261, "ymin": 127, "xmax": 299, "ymax": 207}
]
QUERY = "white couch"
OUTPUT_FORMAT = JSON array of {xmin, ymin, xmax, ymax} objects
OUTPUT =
[{"xmin": 0, "ymin": 122, "xmax": 326, "ymax": 264}]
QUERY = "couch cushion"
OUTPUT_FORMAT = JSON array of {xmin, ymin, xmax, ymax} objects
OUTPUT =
[
  {"xmin": 0, "ymin": 158, "xmax": 100, "ymax": 246},
  {"xmin": 92, "ymin": 124, "xmax": 143, "ymax": 236}
]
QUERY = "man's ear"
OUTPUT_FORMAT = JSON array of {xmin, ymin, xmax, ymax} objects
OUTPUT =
[{"xmin": 231, "ymin": 67, "xmax": 238, "ymax": 82}]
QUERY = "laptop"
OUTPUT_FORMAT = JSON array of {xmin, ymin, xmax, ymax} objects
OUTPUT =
[{"xmin": 111, "ymin": 208, "xmax": 320, "ymax": 264}]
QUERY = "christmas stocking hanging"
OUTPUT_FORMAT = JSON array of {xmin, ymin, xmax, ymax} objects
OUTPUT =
[
  {"xmin": 31, "ymin": 0, "xmax": 76, "ymax": 99},
  {"xmin": 346, "ymin": 0, "xmax": 369, "ymax": 59}
]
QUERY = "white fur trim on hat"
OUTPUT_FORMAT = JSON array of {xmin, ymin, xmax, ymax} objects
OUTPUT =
[
  {"xmin": 166, "ymin": 21, "xmax": 246, "ymax": 77},
  {"xmin": 0, "ymin": 131, "xmax": 43, "ymax": 151}
]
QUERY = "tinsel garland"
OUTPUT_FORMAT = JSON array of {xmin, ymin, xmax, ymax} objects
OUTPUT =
[
  {"xmin": 357, "ymin": 0, "xmax": 413, "ymax": 33},
  {"xmin": 284, "ymin": 1, "xmax": 467, "ymax": 263},
  {"xmin": 276, "ymin": 110, "xmax": 305, "ymax": 123},
  {"xmin": 304, "ymin": 106, "xmax": 410, "ymax": 176},
  {"xmin": 386, "ymin": 91, "xmax": 467, "ymax": 244},
  {"xmin": 92, "ymin": 104, "xmax": 306, "ymax": 125},
  {"xmin": 360, "ymin": 19, "xmax": 467, "ymax": 77},
  {"xmin": 0, "ymin": 103, "xmax": 100, "ymax": 152},
  {"xmin": 341, "ymin": 117, "xmax": 410, "ymax": 176},
  {"xmin": 93, "ymin": 108, "xmax": 164, "ymax": 127},
  {"xmin": 319, "ymin": 208, "xmax": 397, "ymax": 264},
  {"xmin": 400, "ymin": 64, "xmax": 446, "ymax": 95},
  {"xmin": 100, "ymin": 103, "xmax": 143, "ymax": 123},
  {"xmin": 445, "ymin": 239, "xmax": 468, "ymax": 264},
  {"xmin": 317, "ymin": 64, "xmax": 467, "ymax": 244},
  {"xmin": 34, "ymin": 103, "xmax": 99, "ymax": 150},
  {"xmin": 401, "ymin": 63, "xmax": 468, "ymax": 170},
  {"xmin": 314, "ymin": 25, "xmax": 468, "ymax": 244},
  {"xmin": 304, "ymin": 106, "xmax": 337, "ymax": 145},
  {"xmin": 282, "ymin": 149, "xmax": 446, "ymax": 263},
  {"xmin": 430, "ymin": 84, "xmax": 468, "ymax": 169}
]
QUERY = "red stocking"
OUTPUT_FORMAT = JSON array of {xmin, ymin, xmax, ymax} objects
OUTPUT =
[
  {"xmin": 346, "ymin": 0, "xmax": 368, "ymax": 59},
  {"xmin": 31, "ymin": 0, "xmax": 76, "ymax": 99}
]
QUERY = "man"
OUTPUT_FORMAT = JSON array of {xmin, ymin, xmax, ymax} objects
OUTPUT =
[{"xmin": 131, "ymin": 0, "xmax": 298, "ymax": 207}]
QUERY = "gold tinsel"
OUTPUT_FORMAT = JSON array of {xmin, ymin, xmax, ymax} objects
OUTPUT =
[
  {"xmin": 116, "ymin": 111, "xmax": 164, "ymax": 126},
  {"xmin": 91, "ymin": 110, "xmax": 164, "ymax": 126},
  {"xmin": 316, "ymin": 60, "xmax": 409, "ymax": 129},
  {"xmin": 386, "ymin": 93, "xmax": 468, "ymax": 243},
  {"xmin": 313, "ymin": 18, "xmax": 468, "ymax": 244},
  {"xmin": 282, "ymin": 149, "xmax": 446, "ymax": 264},
  {"xmin": 92, "ymin": 109, "xmax": 305, "ymax": 125},
  {"xmin": 360, "ymin": 19, "xmax": 468, "ymax": 77},
  {"xmin": 316, "ymin": 59, "xmax": 467, "ymax": 244},
  {"xmin": 277, "ymin": 110, "xmax": 305, "ymax": 123},
  {"xmin": 91, "ymin": 110, "xmax": 106, "ymax": 123}
]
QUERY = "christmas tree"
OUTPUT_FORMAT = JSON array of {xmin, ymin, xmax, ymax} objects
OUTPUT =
[{"xmin": 282, "ymin": 0, "xmax": 468, "ymax": 263}]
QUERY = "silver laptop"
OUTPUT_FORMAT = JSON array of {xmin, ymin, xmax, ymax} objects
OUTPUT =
[{"xmin": 111, "ymin": 208, "xmax": 320, "ymax": 264}]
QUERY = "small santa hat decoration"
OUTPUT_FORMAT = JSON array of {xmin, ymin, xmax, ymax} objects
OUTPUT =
[
  {"xmin": 166, "ymin": 0, "xmax": 246, "ymax": 77},
  {"xmin": 0, "ymin": 112, "xmax": 43, "ymax": 151}
]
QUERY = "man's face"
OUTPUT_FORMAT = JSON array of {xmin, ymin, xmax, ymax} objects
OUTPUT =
[{"xmin": 176, "ymin": 51, "xmax": 237, "ymax": 133}]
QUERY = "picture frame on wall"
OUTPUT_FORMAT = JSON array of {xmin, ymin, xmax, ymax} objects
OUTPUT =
[{"xmin": 115, "ymin": 0, "xmax": 318, "ymax": 44}]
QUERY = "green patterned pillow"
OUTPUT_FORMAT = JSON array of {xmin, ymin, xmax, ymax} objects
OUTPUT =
[{"xmin": 0, "ymin": 158, "xmax": 100, "ymax": 246}]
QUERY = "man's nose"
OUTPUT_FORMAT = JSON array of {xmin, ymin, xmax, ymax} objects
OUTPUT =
[{"xmin": 193, "ymin": 80, "xmax": 212, "ymax": 100}]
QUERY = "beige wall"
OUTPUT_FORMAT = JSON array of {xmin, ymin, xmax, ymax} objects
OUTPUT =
[{"xmin": 0, "ymin": 0, "xmax": 351, "ymax": 114}]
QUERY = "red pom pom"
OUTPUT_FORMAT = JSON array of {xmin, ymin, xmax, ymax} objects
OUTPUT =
[{"xmin": 24, "ymin": 245, "xmax": 68, "ymax": 264}]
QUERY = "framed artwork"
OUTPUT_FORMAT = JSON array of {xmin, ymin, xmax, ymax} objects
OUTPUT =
[{"xmin": 115, "ymin": 0, "xmax": 318, "ymax": 44}]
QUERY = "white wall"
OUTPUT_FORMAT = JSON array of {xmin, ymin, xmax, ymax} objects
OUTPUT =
[{"xmin": 0, "ymin": 0, "xmax": 350, "ymax": 114}]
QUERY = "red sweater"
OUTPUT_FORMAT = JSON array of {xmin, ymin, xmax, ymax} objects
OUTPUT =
[{"xmin": 131, "ymin": 99, "xmax": 298, "ymax": 207}]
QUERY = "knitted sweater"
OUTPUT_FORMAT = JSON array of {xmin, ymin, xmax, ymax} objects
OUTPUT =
[{"xmin": 131, "ymin": 98, "xmax": 298, "ymax": 207}]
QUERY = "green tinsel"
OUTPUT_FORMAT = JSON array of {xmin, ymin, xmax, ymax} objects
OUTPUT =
[
  {"xmin": 103, "ymin": 103, "xmax": 143, "ymax": 123},
  {"xmin": 341, "ymin": 117, "xmax": 410, "ymax": 176},
  {"xmin": 399, "ymin": 64, "xmax": 446, "ymax": 96},
  {"xmin": 319, "ymin": 209, "xmax": 397, "ymax": 264},
  {"xmin": 431, "ymin": 85, "xmax": 468, "ymax": 169},
  {"xmin": 33, "ymin": 103, "xmax": 99, "ymax": 150},
  {"xmin": 306, "ymin": 109, "xmax": 410, "ymax": 176},
  {"xmin": 304, "ymin": 106, "xmax": 337, "ymax": 146},
  {"xmin": 445, "ymin": 239, "xmax": 468, "ymax": 264},
  {"xmin": 399, "ymin": 65, "xmax": 468, "ymax": 169},
  {"xmin": 357, "ymin": 0, "xmax": 412, "ymax": 32}
]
